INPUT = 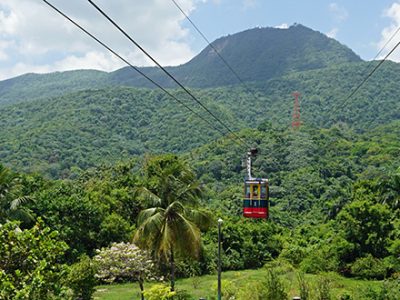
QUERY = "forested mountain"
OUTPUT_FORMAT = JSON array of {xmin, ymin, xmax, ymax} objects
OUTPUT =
[
  {"xmin": 0, "ymin": 24, "xmax": 398, "ymax": 179},
  {"xmin": 0, "ymin": 59, "xmax": 399, "ymax": 178},
  {"xmin": 111, "ymin": 24, "xmax": 361, "ymax": 88},
  {"xmin": 0, "ymin": 24, "xmax": 361, "ymax": 105}
]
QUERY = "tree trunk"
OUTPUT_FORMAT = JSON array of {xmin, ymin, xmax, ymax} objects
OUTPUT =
[
  {"xmin": 170, "ymin": 249, "xmax": 175, "ymax": 292},
  {"xmin": 138, "ymin": 277, "xmax": 144, "ymax": 300}
]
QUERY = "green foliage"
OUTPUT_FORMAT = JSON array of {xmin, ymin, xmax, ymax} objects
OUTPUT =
[
  {"xmin": 264, "ymin": 258, "xmax": 295, "ymax": 275},
  {"xmin": 350, "ymin": 254, "xmax": 387, "ymax": 279},
  {"xmin": 0, "ymin": 220, "xmax": 70, "ymax": 299},
  {"xmin": 236, "ymin": 281, "xmax": 265, "ymax": 300},
  {"xmin": 212, "ymin": 279, "xmax": 237, "ymax": 300},
  {"xmin": 297, "ymin": 272, "xmax": 311, "ymax": 300},
  {"xmin": 336, "ymin": 199, "xmax": 393, "ymax": 259},
  {"xmin": 141, "ymin": 284, "xmax": 176, "ymax": 300},
  {"xmin": 0, "ymin": 70, "xmax": 109, "ymax": 105},
  {"xmin": 362, "ymin": 279, "xmax": 400, "ymax": 300},
  {"xmin": 262, "ymin": 269, "xmax": 288, "ymax": 300},
  {"xmin": 201, "ymin": 218, "xmax": 283, "ymax": 272},
  {"xmin": 29, "ymin": 163, "xmax": 140, "ymax": 260},
  {"xmin": 32, "ymin": 181, "xmax": 107, "ymax": 260},
  {"xmin": 174, "ymin": 289, "xmax": 193, "ymax": 300},
  {"xmin": 316, "ymin": 276, "xmax": 332, "ymax": 300},
  {"xmin": 99, "ymin": 213, "xmax": 132, "ymax": 243},
  {"xmin": 67, "ymin": 255, "xmax": 97, "ymax": 300},
  {"xmin": 0, "ymin": 164, "xmax": 34, "ymax": 225}
]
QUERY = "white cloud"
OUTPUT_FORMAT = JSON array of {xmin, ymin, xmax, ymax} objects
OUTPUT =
[
  {"xmin": 329, "ymin": 3, "xmax": 348, "ymax": 22},
  {"xmin": 378, "ymin": 2, "xmax": 400, "ymax": 62},
  {"xmin": 326, "ymin": 28, "xmax": 338, "ymax": 38},
  {"xmin": 274, "ymin": 23, "xmax": 289, "ymax": 29},
  {"xmin": 0, "ymin": 0, "xmax": 200, "ymax": 80}
]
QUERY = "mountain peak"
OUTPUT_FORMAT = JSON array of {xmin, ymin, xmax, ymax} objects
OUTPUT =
[{"xmin": 180, "ymin": 24, "xmax": 361, "ymax": 86}]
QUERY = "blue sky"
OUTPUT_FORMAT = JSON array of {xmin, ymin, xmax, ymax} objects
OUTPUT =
[{"xmin": 0, "ymin": 0, "xmax": 400, "ymax": 80}]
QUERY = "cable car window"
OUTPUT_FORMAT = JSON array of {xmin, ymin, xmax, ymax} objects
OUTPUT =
[
  {"xmin": 261, "ymin": 185, "xmax": 267, "ymax": 198},
  {"xmin": 245, "ymin": 184, "xmax": 250, "ymax": 198}
]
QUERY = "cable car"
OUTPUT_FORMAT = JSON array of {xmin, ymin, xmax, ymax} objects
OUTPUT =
[{"xmin": 243, "ymin": 149, "xmax": 269, "ymax": 219}]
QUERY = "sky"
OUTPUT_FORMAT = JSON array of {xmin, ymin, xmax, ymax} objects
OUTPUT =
[{"xmin": 0, "ymin": 0, "xmax": 400, "ymax": 81}]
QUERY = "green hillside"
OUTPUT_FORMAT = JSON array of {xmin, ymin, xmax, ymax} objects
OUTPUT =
[
  {"xmin": 0, "ymin": 59, "xmax": 399, "ymax": 178},
  {"xmin": 0, "ymin": 87, "xmax": 241, "ymax": 177},
  {"xmin": 0, "ymin": 70, "xmax": 109, "ymax": 105}
]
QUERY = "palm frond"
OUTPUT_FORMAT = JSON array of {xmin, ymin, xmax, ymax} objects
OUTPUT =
[
  {"xmin": 134, "ymin": 209, "xmax": 164, "ymax": 249},
  {"xmin": 185, "ymin": 208, "xmax": 213, "ymax": 231},
  {"xmin": 165, "ymin": 201, "xmax": 185, "ymax": 216},
  {"xmin": 134, "ymin": 187, "xmax": 162, "ymax": 207},
  {"xmin": 137, "ymin": 207, "xmax": 161, "ymax": 225},
  {"xmin": 7, "ymin": 208, "xmax": 35, "ymax": 224},
  {"xmin": 171, "ymin": 212, "xmax": 201, "ymax": 258},
  {"xmin": 176, "ymin": 182, "xmax": 202, "ymax": 204},
  {"xmin": 10, "ymin": 196, "xmax": 34, "ymax": 211},
  {"xmin": 157, "ymin": 221, "xmax": 172, "ymax": 259}
]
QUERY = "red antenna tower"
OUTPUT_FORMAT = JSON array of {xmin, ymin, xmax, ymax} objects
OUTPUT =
[{"xmin": 292, "ymin": 91, "xmax": 301, "ymax": 129}]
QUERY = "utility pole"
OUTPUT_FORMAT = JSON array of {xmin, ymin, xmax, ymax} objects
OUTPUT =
[{"xmin": 217, "ymin": 218, "xmax": 223, "ymax": 300}]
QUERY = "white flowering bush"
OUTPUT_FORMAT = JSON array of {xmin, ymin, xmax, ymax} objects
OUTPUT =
[{"xmin": 94, "ymin": 242, "xmax": 160, "ymax": 299}]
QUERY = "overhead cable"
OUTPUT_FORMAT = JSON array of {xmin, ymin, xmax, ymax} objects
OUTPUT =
[
  {"xmin": 41, "ymin": 0, "xmax": 230, "ymax": 143},
  {"xmin": 87, "ymin": 0, "xmax": 252, "ymax": 149},
  {"xmin": 340, "ymin": 37, "xmax": 400, "ymax": 110},
  {"xmin": 171, "ymin": 0, "xmax": 260, "ymax": 98}
]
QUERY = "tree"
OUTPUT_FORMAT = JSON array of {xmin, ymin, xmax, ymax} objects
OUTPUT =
[
  {"xmin": 94, "ymin": 242, "xmax": 158, "ymax": 300},
  {"xmin": 336, "ymin": 199, "xmax": 393, "ymax": 259},
  {"xmin": 134, "ymin": 155, "xmax": 211, "ymax": 291},
  {"xmin": 0, "ymin": 219, "xmax": 70, "ymax": 299},
  {"xmin": 67, "ymin": 255, "xmax": 97, "ymax": 300},
  {"xmin": 0, "ymin": 164, "xmax": 34, "ymax": 224}
]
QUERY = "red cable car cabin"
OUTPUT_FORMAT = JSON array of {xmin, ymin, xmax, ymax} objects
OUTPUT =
[{"xmin": 243, "ymin": 178, "xmax": 269, "ymax": 219}]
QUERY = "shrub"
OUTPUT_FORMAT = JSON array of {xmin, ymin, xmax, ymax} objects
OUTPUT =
[
  {"xmin": 297, "ymin": 272, "xmax": 311, "ymax": 300},
  {"xmin": 299, "ymin": 249, "xmax": 338, "ymax": 274},
  {"xmin": 316, "ymin": 276, "xmax": 331, "ymax": 300},
  {"xmin": 236, "ymin": 281, "xmax": 264, "ymax": 300},
  {"xmin": 175, "ymin": 289, "xmax": 193, "ymax": 300},
  {"xmin": 350, "ymin": 254, "xmax": 386, "ymax": 279},
  {"xmin": 94, "ymin": 242, "xmax": 159, "ymax": 300},
  {"xmin": 264, "ymin": 258, "xmax": 294, "ymax": 275},
  {"xmin": 94, "ymin": 242, "xmax": 157, "ymax": 283},
  {"xmin": 66, "ymin": 255, "xmax": 97, "ymax": 300},
  {"xmin": 212, "ymin": 279, "xmax": 237, "ymax": 300},
  {"xmin": 340, "ymin": 292, "xmax": 353, "ymax": 300},
  {"xmin": 142, "ymin": 284, "xmax": 176, "ymax": 300},
  {"xmin": 263, "ymin": 269, "xmax": 288, "ymax": 300}
]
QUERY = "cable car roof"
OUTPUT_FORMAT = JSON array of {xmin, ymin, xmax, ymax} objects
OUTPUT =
[{"xmin": 244, "ymin": 177, "xmax": 268, "ymax": 183}]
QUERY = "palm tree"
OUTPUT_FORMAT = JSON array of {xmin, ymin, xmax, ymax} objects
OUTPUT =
[
  {"xmin": 134, "ymin": 155, "xmax": 211, "ymax": 291},
  {"xmin": 0, "ymin": 164, "xmax": 34, "ymax": 224}
]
